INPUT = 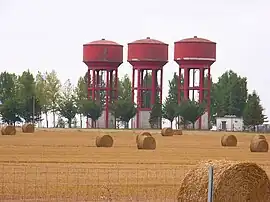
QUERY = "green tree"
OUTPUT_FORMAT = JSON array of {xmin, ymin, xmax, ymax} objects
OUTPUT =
[
  {"xmin": 45, "ymin": 70, "xmax": 61, "ymax": 127},
  {"xmin": 83, "ymin": 71, "xmax": 106, "ymax": 106},
  {"xmin": 0, "ymin": 72, "xmax": 18, "ymax": 103},
  {"xmin": 243, "ymin": 91, "xmax": 266, "ymax": 131},
  {"xmin": 178, "ymin": 100, "xmax": 205, "ymax": 129},
  {"xmin": 149, "ymin": 102, "xmax": 162, "ymax": 129},
  {"xmin": 167, "ymin": 72, "xmax": 183, "ymax": 103},
  {"xmin": 58, "ymin": 79, "xmax": 78, "ymax": 128},
  {"xmin": 212, "ymin": 70, "xmax": 248, "ymax": 118},
  {"xmin": 199, "ymin": 74, "xmax": 214, "ymax": 124},
  {"xmin": 110, "ymin": 99, "xmax": 137, "ymax": 128},
  {"xmin": 167, "ymin": 72, "xmax": 184, "ymax": 129},
  {"xmin": 56, "ymin": 117, "xmax": 66, "ymax": 128},
  {"xmin": 35, "ymin": 71, "xmax": 50, "ymax": 127},
  {"xmin": 83, "ymin": 71, "xmax": 88, "ymax": 84},
  {"xmin": 109, "ymin": 102, "xmax": 121, "ymax": 128},
  {"xmin": 0, "ymin": 71, "xmax": 21, "ymax": 125},
  {"xmin": 141, "ymin": 72, "xmax": 152, "ymax": 108},
  {"xmin": 17, "ymin": 70, "xmax": 42, "ymax": 123},
  {"xmin": 19, "ymin": 97, "xmax": 42, "ymax": 123},
  {"xmin": 162, "ymin": 98, "xmax": 178, "ymax": 128},
  {"xmin": 109, "ymin": 74, "xmax": 133, "ymax": 128},
  {"xmin": 81, "ymin": 99, "xmax": 103, "ymax": 128},
  {"xmin": 75, "ymin": 76, "xmax": 87, "ymax": 128},
  {"xmin": 118, "ymin": 74, "xmax": 132, "ymax": 101},
  {"xmin": 17, "ymin": 70, "xmax": 36, "ymax": 98},
  {"xmin": 139, "ymin": 71, "xmax": 163, "ymax": 108},
  {"xmin": 96, "ymin": 71, "xmax": 106, "ymax": 107},
  {"xmin": 0, "ymin": 98, "xmax": 21, "ymax": 125}
]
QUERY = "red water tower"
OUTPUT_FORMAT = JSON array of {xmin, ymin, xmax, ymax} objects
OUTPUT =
[
  {"xmin": 174, "ymin": 36, "xmax": 216, "ymax": 129},
  {"xmin": 83, "ymin": 39, "xmax": 123, "ymax": 128},
  {"xmin": 128, "ymin": 37, "xmax": 168, "ymax": 128}
]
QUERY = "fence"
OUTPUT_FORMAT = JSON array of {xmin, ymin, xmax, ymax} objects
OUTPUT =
[{"xmin": 0, "ymin": 163, "xmax": 192, "ymax": 201}]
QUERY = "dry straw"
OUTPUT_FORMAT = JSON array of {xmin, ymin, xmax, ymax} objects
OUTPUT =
[
  {"xmin": 173, "ymin": 129, "xmax": 183, "ymax": 135},
  {"xmin": 1, "ymin": 125, "xmax": 16, "ymax": 135},
  {"xmin": 177, "ymin": 160, "xmax": 270, "ymax": 202},
  {"xmin": 252, "ymin": 134, "xmax": 266, "ymax": 141},
  {"xmin": 22, "ymin": 123, "xmax": 35, "ymax": 133},
  {"xmin": 221, "ymin": 134, "xmax": 237, "ymax": 146},
  {"xmin": 95, "ymin": 135, "xmax": 114, "ymax": 147},
  {"xmin": 137, "ymin": 135, "xmax": 156, "ymax": 150},
  {"xmin": 136, "ymin": 132, "xmax": 152, "ymax": 144},
  {"xmin": 250, "ymin": 139, "xmax": 269, "ymax": 152},
  {"xmin": 161, "ymin": 127, "xmax": 174, "ymax": 136}
]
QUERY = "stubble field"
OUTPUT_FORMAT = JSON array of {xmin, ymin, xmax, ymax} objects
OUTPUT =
[{"xmin": 0, "ymin": 128, "xmax": 269, "ymax": 201}]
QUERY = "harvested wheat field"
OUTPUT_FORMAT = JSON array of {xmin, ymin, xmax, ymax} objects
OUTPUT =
[{"xmin": 0, "ymin": 128, "xmax": 269, "ymax": 201}]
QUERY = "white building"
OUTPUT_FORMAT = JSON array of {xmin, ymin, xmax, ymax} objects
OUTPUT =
[{"xmin": 216, "ymin": 115, "xmax": 243, "ymax": 131}]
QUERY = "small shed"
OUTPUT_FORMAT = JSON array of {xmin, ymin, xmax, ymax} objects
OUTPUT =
[{"xmin": 216, "ymin": 115, "xmax": 243, "ymax": 131}]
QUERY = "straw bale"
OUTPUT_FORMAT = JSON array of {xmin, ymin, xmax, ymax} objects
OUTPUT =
[
  {"xmin": 95, "ymin": 135, "xmax": 114, "ymax": 147},
  {"xmin": 1, "ymin": 125, "xmax": 16, "ymax": 135},
  {"xmin": 173, "ymin": 129, "xmax": 183, "ymax": 135},
  {"xmin": 177, "ymin": 160, "xmax": 270, "ymax": 202},
  {"xmin": 22, "ymin": 123, "xmax": 35, "ymax": 133},
  {"xmin": 161, "ymin": 127, "xmax": 173, "ymax": 136},
  {"xmin": 252, "ymin": 134, "xmax": 266, "ymax": 141},
  {"xmin": 250, "ymin": 139, "xmax": 269, "ymax": 152},
  {"xmin": 136, "ymin": 132, "xmax": 152, "ymax": 144},
  {"xmin": 137, "ymin": 136, "xmax": 156, "ymax": 150},
  {"xmin": 221, "ymin": 134, "xmax": 237, "ymax": 147}
]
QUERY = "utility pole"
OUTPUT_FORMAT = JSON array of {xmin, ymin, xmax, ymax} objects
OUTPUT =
[{"xmin": 32, "ymin": 96, "xmax": 35, "ymax": 124}]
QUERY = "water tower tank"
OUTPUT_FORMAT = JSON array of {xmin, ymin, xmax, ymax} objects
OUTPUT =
[
  {"xmin": 174, "ymin": 36, "xmax": 216, "ymax": 65},
  {"xmin": 83, "ymin": 38, "xmax": 123, "ymax": 68},
  {"xmin": 174, "ymin": 36, "xmax": 216, "ymax": 130},
  {"xmin": 128, "ymin": 37, "xmax": 168, "ymax": 129},
  {"xmin": 83, "ymin": 39, "xmax": 123, "ymax": 129}
]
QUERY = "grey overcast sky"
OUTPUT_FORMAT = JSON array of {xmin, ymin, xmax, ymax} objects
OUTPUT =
[{"xmin": 0, "ymin": 0, "xmax": 269, "ymax": 118}]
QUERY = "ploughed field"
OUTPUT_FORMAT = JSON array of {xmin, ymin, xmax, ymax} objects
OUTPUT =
[{"xmin": 0, "ymin": 128, "xmax": 269, "ymax": 201}]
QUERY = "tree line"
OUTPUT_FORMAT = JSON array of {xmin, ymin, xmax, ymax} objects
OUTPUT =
[
  {"xmin": 151, "ymin": 71, "xmax": 267, "ymax": 130},
  {"xmin": 0, "ymin": 69, "xmax": 267, "ymax": 130}
]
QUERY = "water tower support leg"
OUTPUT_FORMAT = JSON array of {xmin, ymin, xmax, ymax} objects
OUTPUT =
[
  {"xmin": 160, "ymin": 69, "xmax": 163, "ymax": 105},
  {"xmin": 115, "ymin": 69, "xmax": 118, "ymax": 99},
  {"xmin": 136, "ymin": 69, "xmax": 141, "ymax": 128},
  {"xmin": 159, "ymin": 69, "xmax": 163, "ymax": 129},
  {"xmin": 183, "ymin": 67, "xmax": 190, "ymax": 100},
  {"xmin": 199, "ymin": 68, "xmax": 205, "ymax": 129},
  {"xmin": 105, "ymin": 70, "xmax": 109, "ymax": 128},
  {"xmin": 92, "ymin": 70, "xmax": 96, "ymax": 128},
  {"xmin": 178, "ymin": 68, "xmax": 182, "ymax": 104},
  {"xmin": 207, "ymin": 67, "xmax": 211, "ymax": 129},
  {"xmin": 151, "ymin": 69, "xmax": 157, "ymax": 106},
  {"xmin": 132, "ymin": 68, "xmax": 135, "ymax": 103}
]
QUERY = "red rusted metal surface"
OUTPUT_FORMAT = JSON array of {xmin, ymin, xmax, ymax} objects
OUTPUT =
[
  {"xmin": 174, "ymin": 36, "xmax": 216, "ymax": 66},
  {"xmin": 128, "ymin": 37, "xmax": 168, "ymax": 68},
  {"xmin": 83, "ymin": 39, "xmax": 123, "ymax": 69},
  {"xmin": 83, "ymin": 39, "xmax": 123, "ymax": 128},
  {"xmin": 174, "ymin": 36, "xmax": 216, "ymax": 129}
]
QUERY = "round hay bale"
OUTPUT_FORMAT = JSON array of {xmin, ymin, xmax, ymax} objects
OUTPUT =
[
  {"xmin": 221, "ymin": 134, "xmax": 237, "ymax": 147},
  {"xmin": 1, "ymin": 125, "xmax": 16, "ymax": 135},
  {"xmin": 137, "ymin": 136, "xmax": 156, "ymax": 150},
  {"xmin": 95, "ymin": 135, "xmax": 113, "ymax": 147},
  {"xmin": 250, "ymin": 139, "xmax": 269, "ymax": 152},
  {"xmin": 136, "ymin": 132, "xmax": 152, "ymax": 144},
  {"xmin": 252, "ymin": 134, "xmax": 266, "ymax": 141},
  {"xmin": 161, "ymin": 127, "xmax": 173, "ymax": 136},
  {"xmin": 173, "ymin": 129, "xmax": 183, "ymax": 135},
  {"xmin": 177, "ymin": 160, "xmax": 270, "ymax": 202},
  {"xmin": 22, "ymin": 123, "xmax": 35, "ymax": 133}
]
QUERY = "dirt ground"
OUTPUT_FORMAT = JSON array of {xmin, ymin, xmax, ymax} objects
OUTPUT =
[{"xmin": 0, "ymin": 128, "xmax": 269, "ymax": 201}]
